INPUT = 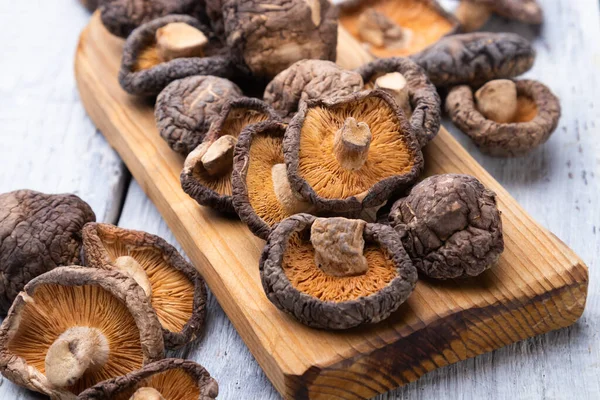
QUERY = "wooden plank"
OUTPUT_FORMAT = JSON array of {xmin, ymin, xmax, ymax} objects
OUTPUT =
[{"xmin": 74, "ymin": 11, "xmax": 589, "ymax": 399}]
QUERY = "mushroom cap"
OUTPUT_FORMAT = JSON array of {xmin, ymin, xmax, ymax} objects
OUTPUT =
[
  {"xmin": 155, "ymin": 75, "xmax": 243, "ymax": 156},
  {"xmin": 389, "ymin": 174, "xmax": 504, "ymax": 279},
  {"xmin": 119, "ymin": 15, "xmax": 236, "ymax": 97},
  {"xmin": 264, "ymin": 59, "xmax": 365, "ymax": 121},
  {"xmin": 465, "ymin": 0, "xmax": 543, "ymax": 25},
  {"xmin": 82, "ymin": 223, "xmax": 207, "ymax": 349},
  {"xmin": 181, "ymin": 98, "xmax": 281, "ymax": 213},
  {"xmin": 411, "ymin": 32, "xmax": 535, "ymax": 88},
  {"xmin": 0, "ymin": 266, "xmax": 165, "ymax": 398},
  {"xmin": 260, "ymin": 214, "xmax": 418, "ymax": 329},
  {"xmin": 222, "ymin": 0, "xmax": 339, "ymax": 81},
  {"xmin": 285, "ymin": 89, "xmax": 424, "ymax": 213},
  {"xmin": 446, "ymin": 79, "xmax": 561, "ymax": 156},
  {"xmin": 0, "ymin": 190, "xmax": 96, "ymax": 315},
  {"xmin": 355, "ymin": 57, "xmax": 441, "ymax": 148},
  {"xmin": 78, "ymin": 358, "xmax": 218, "ymax": 400}
]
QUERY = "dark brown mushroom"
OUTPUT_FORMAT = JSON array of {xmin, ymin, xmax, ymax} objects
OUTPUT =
[
  {"xmin": 0, "ymin": 266, "xmax": 164, "ymax": 398},
  {"xmin": 285, "ymin": 90, "xmax": 424, "ymax": 214},
  {"xmin": 338, "ymin": 0, "xmax": 459, "ymax": 58},
  {"xmin": 119, "ymin": 15, "xmax": 236, "ymax": 97},
  {"xmin": 260, "ymin": 214, "xmax": 417, "ymax": 329},
  {"xmin": 79, "ymin": 0, "xmax": 99, "ymax": 12},
  {"xmin": 454, "ymin": 0, "xmax": 543, "ymax": 32},
  {"xmin": 410, "ymin": 32, "xmax": 536, "ymax": 88},
  {"xmin": 388, "ymin": 174, "xmax": 504, "ymax": 279},
  {"xmin": 446, "ymin": 79, "xmax": 561, "ymax": 156},
  {"xmin": 0, "ymin": 190, "xmax": 96, "ymax": 316},
  {"xmin": 263, "ymin": 59, "xmax": 365, "ymax": 121},
  {"xmin": 221, "ymin": 0, "xmax": 338, "ymax": 81},
  {"xmin": 355, "ymin": 57, "xmax": 441, "ymax": 147},
  {"xmin": 155, "ymin": 75, "xmax": 243, "ymax": 156},
  {"xmin": 181, "ymin": 98, "xmax": 280, "ymax": 213},
  {"xmin": 82, "ymin": 223, "xmax": 207, "ymax": 350},
  {"xmin": 100, "ymin": 0, "xmax": 208, "ymax": 38},
  {"xmin": 78, "ymin": 358, "xmax": 218, "ymax": 400}
]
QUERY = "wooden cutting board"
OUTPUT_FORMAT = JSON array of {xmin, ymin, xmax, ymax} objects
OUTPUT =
[{"xmin": 75, "ymin": 13, "xmax": 589, "ymax": 400}]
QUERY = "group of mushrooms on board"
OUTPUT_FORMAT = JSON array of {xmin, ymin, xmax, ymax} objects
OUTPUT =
[{"xmin": 0, "ymin": 0, "xmax": 561, "ymax": 398}]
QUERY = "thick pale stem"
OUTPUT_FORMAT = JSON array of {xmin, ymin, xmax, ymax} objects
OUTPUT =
[
  {"xmin": 305, "ymin": 0, "xmax": 321, "ymax": 26},
  {"xmin": 475, "ymin": 79, "xmax": 518, "ymax": 123},
  {"xmin": 334, "ymin": 117, "xmax": 372, "ymax": 170},
  {"xmin": 130, "ymin": 387, "xmax": 166, "ymax": 400},
  {"xmin": 375, "ymin": 72, "xmax": 411, "ymax": 117},
  {"xmin": 156, "ymin": 22, "xmax": 208, "ymax": 61},
  {"xmin": 201, "ymin": 135, "xmax": 237, "ymax": 176},
  {"xmin": 454, "ymin": 1, "xmax": 492, "ymax": 32},
  {"xmin": 114, "ymin": 256, "xmax": 153, "ymax": 299},
  {"xmin": 45, "ymin": 327, "xmax": 109, "ymax": 388},
  {"xmin": 357, "ymin": 8, "xmax": 412, "ymax": 49},
  {"xmin": 311, "ymin": 218, "xmax": 368, "ymax": 277},
  {"xmin": 271, "ymin": 163, "xmax": 312, "ymax": 215}
]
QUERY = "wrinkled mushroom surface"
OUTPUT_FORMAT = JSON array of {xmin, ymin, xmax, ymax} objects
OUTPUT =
[
  {"xmin": 454, "ymin": 0, "xmax": 543, "ymax": 32},
  {"xmin": 389, "ymin": 174, "xmax": 504, "ymax": 279},
  {"xmin": 222, "ymin": 0, "xmax": 338, "ymax": 81},
  {"xmin": 119, "ymin": 15, "xmax": 235, "ymax": 97},
  {"xmin": 339, "ymin": 0, "xmax": 458, "ymax": 57},
  {"xmin": 78, "ymin": 359, "xmax": 218, "ymax": 400},
  {"xmin": 446, "ymin": 79, "xmax": 561, "ymax": 156},
  {"xmin": 0, "ymin": 267, "xmax": 164, "ymax": 398},
  {"xmin": 356, "ymin": 57, "xmax": 441, "ymax": 147},
  {"xmin": 260, "ymin": 214, "xmax": 418, "ymax": 329},
  {"xmin": 0, "ymin": 190, "xmax": 95, "ymax": 315},
  {"xmin": 264, "ymin": 59, "xmax": 364, "ymax": 120},
  {"xmin": 82, "ymin": 223, "xmax": 207, "ymax": 349},
  {"xmin": 411, "ymin": 32, "xmax": 535, "ymax": 88},
  {"xmin": 285, "ymin": 90, "xmax": 424, "ymax": 214},
  {"xmin": 156, "ymin": 75, "xmax": 243, "ymax": 156},
  {"xmin": 181, "ymin": 98, "xmax": 280, "ymax": 213}
]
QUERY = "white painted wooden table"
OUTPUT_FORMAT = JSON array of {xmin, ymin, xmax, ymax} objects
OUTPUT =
[{"xmin": 0, "ymin": 0, "xmax": 598, "ymax": 399}]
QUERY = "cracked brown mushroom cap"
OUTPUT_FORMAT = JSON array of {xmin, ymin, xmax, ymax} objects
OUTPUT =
[
  {"xmin": 155, "ymin": 75, "xmax": 243, "ymax": 156},
  {"xmin": 285, "ymin": 90, "xmax": 424, "ymax": 214},
  {"xmin": 82, "ymin": 223, "xmax": 207, "ymax": 349},
  {"xmin": 221, "ymin": 0, "xmax": 339, "ymax": 81},
  {"xmin": 388, "ymin": 174, "xmax": 504, "ymax": 279},
  {"xmin": 181, "ymin": 98, "xmax": 281, "ymax": 213},
  {"xmin": 78, "ymin": 358, "xmax": 218, "ymax": 400},
  {"xmin": 446, "ymin": 79, "xmax": 561, "ymax": 156},
  {"xmin": 232, "ymin": 121, "xmax": 314, "ymax": 240},
  {"xmin": 263, "ymin": 59, "xmax": 365, "ymax": 121},
  {"xmin": 0, "ymin": 266, "xmax": 164, "ymax": 398},
  {"xmin": 0, "ymin": 190, "xmax": 96, "ymax": 315},
  {"xmin": 410, "ymin": 32, "xmax": 536, "ymax": 88},
  {"xmin": 260, "ymin": 214, "xmax": 418, "ymax": 329},
  {"xmin": 356, "ymin": 57, "xmax": 441, "ymax": 147},
  {"xmin": 119, "ymin": 15, "xmax": 236, "ymax": 97},
  {"xmin": 338, "ymin": 0, "xmax": 459, "ymax": 58},
  {"xmin": 454, "ymin": 0, "xmax": 543, "ymax": 32}
]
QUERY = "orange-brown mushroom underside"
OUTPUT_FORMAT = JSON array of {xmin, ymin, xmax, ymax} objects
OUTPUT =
[
  {"xmin": 8, "ymin": 284, "xmax": 144, "ymax": 395},
  {"xmin": 134, "ymin": 43, "xmax": 162, "ymax": 71},
  {"xmin": 115, "ymin": 368, "xmax": 201, "ymax": 400},
  {"xmin": 514, "ymin": 95, "xmax": 538, "ymax": 123}
]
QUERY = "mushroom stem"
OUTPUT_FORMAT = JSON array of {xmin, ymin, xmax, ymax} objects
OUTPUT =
[
  {"xmin": 334, "ymin": 117, "xmax": 372, "ymax": 170},
  {"xmin": 201, "ymin": 135, "xmax": 237, "ymax": 176},
  {"xmin": 454, "ymin": 1, "xmax": 492, "ymax": 32},
  {"xmin": 305, "ymin": 0, "xmax": 321, "ymax": 26},
  {"xmin": 271, "ymin": 163, "xmax": 312, "ymax": 215},
  {"xmin": 374, "ymin": 72, "xmax": 412, "ymax": 117},
  {"xmin": 156, "ymin": 22, "xmax": 208, "ymax": 61},
  {"xmin": 114, "ymin": 256, "xmax": 153, "ymax": 299},
  {"xmin": 310, "ymin": 218, "xmax": 369, "ymax": 277},
  {"xmin": 130, "ymin": 387, "xmax": 166, "ymax": 400},
  {"xmin": 475, "ymin": 79, "xmax": 518, "ymax": 123},
  {"xmin": 45, "ymin": 326, "xmax": 110, "ymax": 388},
  {"xmin": 358, "ymin": 8, "xmax": 412, "ymax": 49}
]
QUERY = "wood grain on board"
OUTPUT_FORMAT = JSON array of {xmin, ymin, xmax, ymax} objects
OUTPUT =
[{"xmin": 74, "ymin": 12, "xmax": 589, "ymax": 399}]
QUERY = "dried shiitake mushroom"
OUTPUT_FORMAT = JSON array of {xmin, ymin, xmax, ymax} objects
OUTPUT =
[
  {"xmin": 119, "ymin": 15, "xmax": 236, "ymax": 97},
  {"xmin": 285, "ymin": 90, "xmax": 424, "ymax": 214},
  {"xmin": 0, "ymin": 190, "xmax": 96, "ymax": 316},
  {"xmin": 339, "ymin": 0, "xmax": 459, "ymax": 58},
  {"xmin": 78, "ymin": 359, "xmax": 218, "ymax": 400},
  {"xmin": 260, "ymin": 214, "xmax": 418, "ymax": 329},
  {"xmin": 388, "ymin": 174, "xmax": 504, "ymax": 279},
  {"xmin": 356, "ymin": 57, "xmax": 441, "ymax": 147},
  {"xmin": 454, "ymin": 0, "xmax": 543, "ymax": 32},
  {"xmin": 82, "ymin": 223, "xmax": 207, "ymax": 349},
  {"xmin": 155, "ymin": 75, "xmax": 243, "ymax": 156},
  {"xmin": 0, "ymin": 266, "xmax": 164, "ymax": 398},
  {"xmin": 221, "ymin": 0, "xmax": 339, "ymax": 81},
  {"xmin": 79, "ymin": 0, "xmax": 98, "ymax": 12},
  {"xmin": 411, "ymin": 32, "xmax": 535, "ymax": 88},
  {"xmin": 181, "ymin": 98, "xmax": 280, "ymax": 213},
  {"xmin": 232, "ymin": 121, "xmax": 313, "ymax": 240},
  {"xmin": 263, "ymin": 59, "xmax": 364, "ymax": 120},
  {"xmin": 446, "ymin": 79, "xmax": 561, "ymax": 156},
  {"xmin": 100, "ymin": 0, "xmax": 207, "ymax": 38}
]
